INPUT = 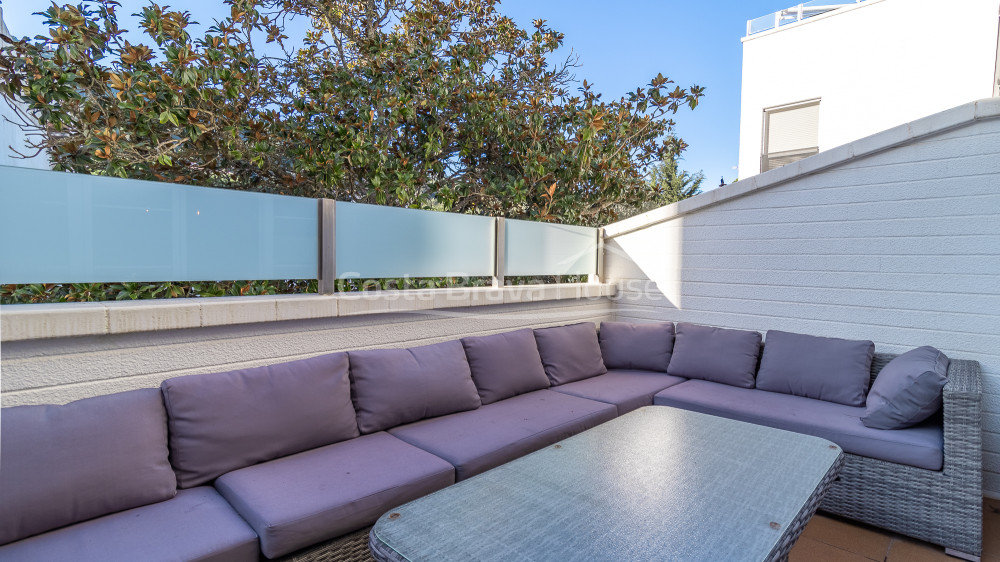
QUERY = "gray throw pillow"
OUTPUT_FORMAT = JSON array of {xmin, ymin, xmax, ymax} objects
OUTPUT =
[
  {"xmin": 533, "ymin": 323, "xmax": 608, "ymax": 385},
  {"xmin": 598, "ymin": 322, "xmax": 674, "ymax": 372},
  {"xmin": 666, "ymin": 323, "xmax": 762, "ymax": 388},
  {"xmin": 756, "ymin": 330, "xmax": 874, "ymax": 406},
  {"xmin": 462, "ymin": 329, "xmax": 551, "ymax": 405},
  {"xmin": 862, "ymin": 346, "xmax": 949, "ymax": 430},
  {"xmin": 349, "ymin": 340, "xmax": 482, "ymax": 433}
]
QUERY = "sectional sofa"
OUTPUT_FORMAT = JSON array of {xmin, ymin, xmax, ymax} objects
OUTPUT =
[{"xmin": 0, "ymin": 321, "xmax": 983, "ymax": 561}]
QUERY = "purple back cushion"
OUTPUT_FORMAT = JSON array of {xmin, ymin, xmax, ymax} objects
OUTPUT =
[
  {"xmin": 667, "ymin": 323, "xmax": 762, "ymax": 388},
  {"xmin": 862, "ymin": 346, "xmax": 949, "ymax": 429},
  {"xmin": 462, "ymin": 329, "xmax": 551, "ymax": 405},
  {"xmin": 0, "ymin": 389, "xmax": 176, "ymax": 546},
  {"xmin": 533, "ymin": 323, "xmax": 608, "ymax": 385},
  {"xmin": 598, "ymin": 322, "xmax": 674, "ymax": 372},
  {"xmin": 756, "ymin": 330, "xmax": 875, "ymax": 406},
  {"xmin": 161, "ymin": 353, "xmax": 359, "ymax": 488},
  {"xmin": 349, "ymin": 340, "xmax": 482, "ymax": 433}
]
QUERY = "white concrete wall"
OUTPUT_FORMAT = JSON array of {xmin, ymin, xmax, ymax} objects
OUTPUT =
[
  {"xmin": 606, "ymin": 100, "xmax": 1000, "ymax": 495},
  {"xmin": 0, "ymin": 290, "xmax": 614, "ymax": 407},
  {"xmin": 0, "ymin": 7, "xmax": 50, "ymax": 170},
  {"xmin": 739, "ymin": 0, "xmax": 1000, "ymax": 178}
]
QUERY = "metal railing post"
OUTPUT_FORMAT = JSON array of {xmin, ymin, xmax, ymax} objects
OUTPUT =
[
  {"xmin": 318, "ymin": 198, "xmax": 336, "ymax": 295},
  {"xmin": 589, "ymin": 227, "xmax": 605, "ymax": 284},
  {"xmin": 493, "ymin": 217, "xmax": 506, "ymax": 288}
]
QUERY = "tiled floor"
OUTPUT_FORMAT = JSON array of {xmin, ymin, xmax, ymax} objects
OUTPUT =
[{"xmin": 790, "ymin": 498, "xmax": 1000, "ymax": 561}]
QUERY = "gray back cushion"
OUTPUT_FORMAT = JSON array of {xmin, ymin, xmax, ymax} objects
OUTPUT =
[
  {"xmin": 161, "ymin": 353, "xmax": 358, "ymax": 488},
  {"xmin": 462, "ymin": 329, "xmax": 551, "ymax": 404},
  {"xmin": 756, "ymin": 330, "xmax": 875, "ymax": 406},
  {"xmin": 533, "ymin": 323, "xmax": 608, "ymax": 385},
  {"xmin": 598, "ymin": 322, "xmax": 674, "ymax": 372},
  {"xmin": 349, "ymin": 340, "xmax": 482, "ymax": 433},
  {"xmin": 0, "ymin": 389, "xmax": 176, "ymax": 546},
  {"xmin": 862, "ymin": 346, "xmax": 949, "ymax": 429},
  {"xmin": 667, "ymin": 323, "xmax": 761, "ymax": 388}
]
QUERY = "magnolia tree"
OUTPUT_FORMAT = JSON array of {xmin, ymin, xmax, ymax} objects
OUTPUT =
[{"xmin": 0, "ymin": 0, "xmax": 703, "ymax": 226}]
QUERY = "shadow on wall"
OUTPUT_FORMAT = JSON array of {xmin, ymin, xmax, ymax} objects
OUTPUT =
[{"xmin": 604, "ymin": 216, "xmax": 685, "ymax": 314}]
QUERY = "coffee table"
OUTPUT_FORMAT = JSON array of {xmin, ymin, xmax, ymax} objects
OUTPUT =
[{"xmin": 369, "ymin": 406, "xmax": 843, "ymax": 562}]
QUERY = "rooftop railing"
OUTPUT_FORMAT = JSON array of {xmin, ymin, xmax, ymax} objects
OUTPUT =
[
  {"xmin": 746, "ymin": 0, "xmax": 867, "ymax": 36},
  {"xmin": 0, "ymin": 165, "xmax": 601, "ymax": 293}
]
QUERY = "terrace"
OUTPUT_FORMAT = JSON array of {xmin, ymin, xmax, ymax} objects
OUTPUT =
[
  {"xmin": 1, "ymin": 96, "xmax": 999, "ymax": 559},
  {"xmin": 745, "ymin": 0, "xmax": 869, "ymax": 36}
]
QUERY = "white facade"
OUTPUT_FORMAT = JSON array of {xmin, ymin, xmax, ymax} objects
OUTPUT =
[
  {"xmin": 606, "ymin": 98, "xmax": 1000, "ymax": 496},
  {"xmin": 738, "ymin": 0, "xmax": 1000, "ymax": 178},
  {"xmin": 0, "ymin": 7, "xmax": 50, "ymax": 170}
]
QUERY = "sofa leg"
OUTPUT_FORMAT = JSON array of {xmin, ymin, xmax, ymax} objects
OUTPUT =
[{"xmin": 945, "ymin": 548, "xmax": 981, "ymax": 562}]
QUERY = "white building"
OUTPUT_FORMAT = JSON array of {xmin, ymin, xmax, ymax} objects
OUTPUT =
[
  {"xmin": 738, "ymin": 0, "xmax": 1000, "ymax": 178},
  {"xmin": 0, "ymin": 7, "xmax": 50, "ymax": 169}
]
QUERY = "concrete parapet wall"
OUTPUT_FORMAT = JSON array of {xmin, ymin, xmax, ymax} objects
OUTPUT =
[{"xmin": 0, "ymin": 284, "xmax": 614, "ymax": 407}]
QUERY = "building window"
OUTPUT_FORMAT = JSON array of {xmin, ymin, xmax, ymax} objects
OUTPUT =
[{"xmin": 761, "ymin": 99, "xmax": 820, "ymax": 172}]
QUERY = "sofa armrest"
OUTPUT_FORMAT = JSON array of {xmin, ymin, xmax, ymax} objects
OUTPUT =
[
  {"xmin": 944, "ymin": 359, "xmax": 983, "ymax": 398},
  {"xmin": 941, "ymin": 358, "xmax": 983, "ymax": 476}
]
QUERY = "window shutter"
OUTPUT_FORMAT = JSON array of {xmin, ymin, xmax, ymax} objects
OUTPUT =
[{"xmin": 766, "ymin": 102, "xmax": 820, "ymax": 154}]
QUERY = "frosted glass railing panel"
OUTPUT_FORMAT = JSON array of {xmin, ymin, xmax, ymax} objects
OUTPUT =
[
  {"xmin": 335, "ymin": 202, "xmax": 494, "ymax": 278},
  {"xmin": 747, "ymin": 1, "xmax": 861, "ymax": 36},
  {"xmin": 0, "ymin": 166, "xmax": 318, "ymax": 283},
  {"xmin": 748, "ymin": 14, "xmax": 777, "ymax": 35},
  {"xmin": 505, "ymin": 219, "xmax": 597, "ymax": 276}
]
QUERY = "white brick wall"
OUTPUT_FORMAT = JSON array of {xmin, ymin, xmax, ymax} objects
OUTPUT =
[{"xmin": 606, "ymin": 103, "xmax": 1000, "ymax": 495}]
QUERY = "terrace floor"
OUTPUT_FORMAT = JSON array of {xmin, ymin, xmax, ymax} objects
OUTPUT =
[{"xmin": 791, "ymin": 498, "xmax": 1000, "ymax": 561}]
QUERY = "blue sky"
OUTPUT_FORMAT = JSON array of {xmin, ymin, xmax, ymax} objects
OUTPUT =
[{"xmin": 1, "ymin": 0, "xmax": 787, "ymax": 187}]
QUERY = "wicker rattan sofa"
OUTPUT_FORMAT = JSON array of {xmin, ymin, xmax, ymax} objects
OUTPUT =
[
  {"xmin": 654, "ymin": 349, "xmax": 983, "ymax": 560},
  {"xmin": 0, "ymin": 321, "xmax": 983, "ymax": 561},
  {"xmin": 822, "ymin": 354, "xmax": 983, "ymax": 560}
]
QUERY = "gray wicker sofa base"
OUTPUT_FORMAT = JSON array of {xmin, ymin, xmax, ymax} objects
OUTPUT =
[
  {"xmin": 0, "ymin": 322, "xmax": 984, "ymax": 561},
  {"xmin": 655, "ymin": 353, "xmax": 983, "ymax": 561},
  {"xmin": 821, "ymin": 355, "xmax": 983, "ymax": 561},
  {"xmin": 278, "ymin": 354, "xmax": 985, "ymax": 562}
]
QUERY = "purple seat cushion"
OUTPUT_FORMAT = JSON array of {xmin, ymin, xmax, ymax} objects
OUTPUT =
[
  {"xmin": 862, "ymin": 347, "xmax": 949, "ymax": 430},
  {"xmin": 161, "ymin": 352, "xmax": 359, "ymax": 488},
  {"xmin": 551, "ymin": 369, "xmax": 687, "ymax": 415},
  {"xmin": 533, "ymin": 323, "xmax": 608, "ymax": 385},
  {"xmin": 349, "ymin": 340, "xmax": 482, "ymax": 434},
  {"xmin": 388, "ymin": 389, "xmax": 616, "ymax": 480},
  {"xmin": 666, "ymin": 323, "xmax": 762, "ymax": 388},
  {"xmin": 598, "ymin": 322, "xmax": 675, "ymax": 372},
  {"xmin": 215, "ymin": 432, "xmax": 454, "ymax": 559},
  {"xmin": 0, "ymin": 487, "xmax": 258, "ymax": 561},
  {"xmin": 756, "ymin": 330, "xmax": 875, "ymax": 406},
  {"xmin": 462, "ymin": 329, "xmax": 550, "ymax": 404},
  {"xmin": 654, "ymin": 380, "xmax": 943, "ymax": 470},
  {"xmin": 0, "ymin": 389, "xmax": 176, "ymax": 547}
]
